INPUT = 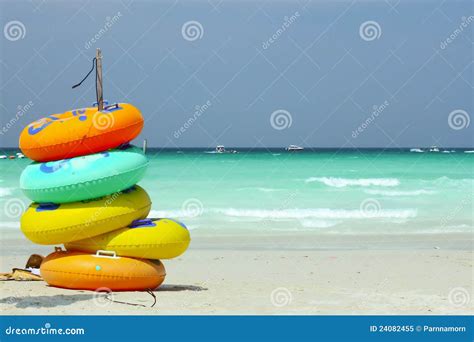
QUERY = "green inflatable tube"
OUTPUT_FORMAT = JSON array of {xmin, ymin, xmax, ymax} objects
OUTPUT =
[{"xmin": 20, "ymin": 146, "xmax": 148, "ymax": 203}]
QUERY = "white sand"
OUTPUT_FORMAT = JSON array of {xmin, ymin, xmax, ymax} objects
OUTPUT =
[{"xmin": 1, "ymin": 245, "xmax": 472, "ymax": 315}]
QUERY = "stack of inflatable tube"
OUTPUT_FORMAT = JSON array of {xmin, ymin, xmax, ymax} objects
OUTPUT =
[{"xmin": 18, "ymin": 103, "xmax": 190, "ymax": 291}]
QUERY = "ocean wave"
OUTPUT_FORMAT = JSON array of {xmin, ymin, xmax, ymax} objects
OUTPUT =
[
  {"xmin": 149, "ymin": 210, "xmax": 202, "ymax": 219},
  {"xmin": 0, "ymin": 187, "xmax": 13, "ymax": 197},
  {"xmin": 305, "ymin": 177, "xmax": 400, "ymax": 188},
  {"xmin": 429, "ymin": 177, "xmax": 474, "ymax": 187},
  {"xmin": 213, "ymin": 208, "xmax": 417, "ymax": 220},
  {"xmin": 410, "ymin": 148, "xmax": 424, "ymax": 153},
  {"xmin": 0, "ymin": 222, "xmax": 20, "ymax": 229},
  {"xmin": 236, "ymin": 187, "xmax": 284, "ymax": 193},
  {"xmin": 364, "ymin": 189, "xmax": 435, "ymax": 196},
  {"xmin": 298, "ymin": 219, "xmax": 341, "ymax": 228},
  {"xmin": 149, "ymin": 207, "xmax": 418, "ymax": 220}
]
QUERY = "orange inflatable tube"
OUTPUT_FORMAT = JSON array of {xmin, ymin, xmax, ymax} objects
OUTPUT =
[
  {"xmin": 19, "ymin": 103, "xmax": 143, "ymax": 162},
  {"xmin": 40, "ymin": 249, "xmax": 165, "ymax": 291}
]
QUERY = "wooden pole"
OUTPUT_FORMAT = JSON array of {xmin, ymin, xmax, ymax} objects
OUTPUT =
[{"xmin": 96, "ymin": 48, "xmax": 104, "ymax": 111}]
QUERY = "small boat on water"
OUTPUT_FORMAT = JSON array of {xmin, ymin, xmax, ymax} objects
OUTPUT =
[
  {"xmin": 215, "ymin": 145, "xmax": 237, "ymax": 154},
  {"xmin": 0, "ymin": 152, "xmax": 25, "ymax": 159},
  {"xmin": 429, "ymin": 146, "xmax": 440, "ymax": 152},
  {"xmin": 286, "ymin": 145, "xmax": 304, "ymax": 152}
]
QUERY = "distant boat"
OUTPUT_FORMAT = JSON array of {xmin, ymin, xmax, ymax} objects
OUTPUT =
[
  {"xmin": 429, "ymin": 146, "xmax": 440, "ymax": 152},
  {"xmin": 16, "ymin": 152, "xmax": 25, "ymax": 159},
  {"xmin": 215, "ymin": 145, "xmax": 237, "ymax": 154},
  {"xmin": 0, "ymin": 155, "xmax": 6, "ymax": 159},
  {"xmin": 286, "ymin": 145, "xmax": 304, "ymax": 152}
]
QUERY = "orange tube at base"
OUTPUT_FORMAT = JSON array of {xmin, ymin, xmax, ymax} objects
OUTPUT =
[
  {"xmin": 40, "ymin": 250, "xmax": 165, "ymax": 291},
  {"xmin": 19, "ymin": 103, "xmax": 144, "ymax": 162}
]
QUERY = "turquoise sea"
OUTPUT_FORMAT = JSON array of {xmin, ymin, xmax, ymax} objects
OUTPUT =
[{"xmin": 1, "ymin": 148, "xmax": 472, "ymax": 237}]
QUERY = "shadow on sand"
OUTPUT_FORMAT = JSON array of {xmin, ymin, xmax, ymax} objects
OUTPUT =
[
  {"xmin": 0, "ymin": 294, "xmax": 94, "ymax": 308},
  {"xmin": 157, "ymin": 284, "xmax": 208, "ymax": 292}
]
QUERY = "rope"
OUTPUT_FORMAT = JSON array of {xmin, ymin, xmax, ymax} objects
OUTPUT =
[
  {"xmin": 104, "ymin": 289, "xmax": 157, "ymax": 308},
  {"xmin": 72, "ymin": 57, "xmax": 100, "ymax": 108}
]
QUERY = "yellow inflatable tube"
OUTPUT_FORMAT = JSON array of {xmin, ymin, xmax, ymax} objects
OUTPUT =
[
  {"xmin": 65, "ymin": 218, "xmax": 190, "ymax": 260},
  {"xmin": 21, "ymin": 186, "xmax": 151, "ymax": 245}
]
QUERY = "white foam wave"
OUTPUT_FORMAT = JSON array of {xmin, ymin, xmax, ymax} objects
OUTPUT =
[
  {"xmin": 213, "ymin": 208, "xmax": 417, "ymax": 220},
  {"xmin": 298, "ymin": 219, "xmax": 341, "ymax": 228},
  {"xmin": 0, "ymin": 187, "xmax": 13, "ymax": 197},
  {"xmin": 365, "ymin": 189, "xmax": 435, "ymax": 197},
  {"xmin": 464, "ymin": 150, "xmax": 474, "ymax": 154},
  {"xmin": 305, "ymin": 177, "xmax": 400, "ymax": 188},
  {"xmin": 0, "ymin": 222, "xmax": 20, "ymax": 229},
  {"xmin": 149, "ymin": 210, "xmax": 199, "ymax": 219},
  {"xmin": 429, "ymin": 177, "xmax": 474, "ymax": 187},
  {"xmin": 236, "ymin": 187, "xmax": 283, "ymax": 193},
  {"xmin": 410, "ymin": 148, "xmax": 424, "ymax": 153}
]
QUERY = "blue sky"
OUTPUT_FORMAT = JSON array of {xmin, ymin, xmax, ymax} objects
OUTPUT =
[{"xmin": 0, "ymin": 0, "xmax": 472, "ymax": 148}]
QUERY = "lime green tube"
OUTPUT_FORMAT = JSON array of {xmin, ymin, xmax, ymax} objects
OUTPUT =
[{"xmin": 20, "ymin": 146, "xmax": 148, "ymax": 203}]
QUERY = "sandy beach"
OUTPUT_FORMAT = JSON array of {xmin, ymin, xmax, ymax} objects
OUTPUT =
[{"xmin": 1, "ymin": 233, "xmax": 472, "ymax": 315}]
